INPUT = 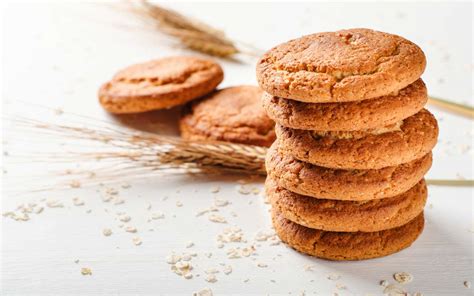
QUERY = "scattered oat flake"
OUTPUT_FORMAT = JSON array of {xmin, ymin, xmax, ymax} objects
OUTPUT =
[
  {"xmin": 176, "ymin": 201, "xmax": 183, "ymax": 207},
  {"xmin": 125, "ymin": 226, "xmax": 137, "ymax": 233},
  {"xmin": 217, "ymin": 227, "xmax": 245, "ymax": 243},
  {"xmin": 210, "ymin": 186, "xmax": 220, "ymax": 193},
  {"xmin": 327, "ymin": 273, "xmax": 341, "ymax": 281},
  {"xmin": 70, "ymin": 180, "xmax": 81, "ymax": 188},
  {"xmin": 304, "ymin": 264, "xmax": 315, "ymax": 272},
  {"xmin": 151, "ymin": 212, "xmax": 165, "ymax": 220},
  {"xmin": 393, "ymin": 272, "xmax": 413, "ymax": 284},
  {"xmin": 72, "ymin": 197, "xmax": 85, "ymax": 206},
  {"xmin": 193, "ymin": 288, "xmax": 213, "ymax": 296},
  {"xmin": 205, "ymin": 268, "xmax": 219, "ymax": 274},
  {"xmin": 383, "ymin": 284, "xmax": 406, "ymax": 296},
  {"xmin": 166, "ymin": 254, "xmax": 182, "ymax": 264},
  {"xmin": 119, "ymin": 215, "xmax": 131, "ymax": 222},
  {"xmin": 206, "ymin": 274, "xmax": 217, "ymax": 283},
  {"xmin": 186, "ymin": 241, "xmax": 194, "ymax": 248},
  {"xmin": 214, "ymin": 198, "xmax": 229, "ymax": 207},
  {"xmin": 336, "ymin": 283, "xmax": 346, "ymax": 290},
  {"xmin": 464, "ymin": 281, "xmax": 471, "ymax": 288},
  {"xmin": 208, "ymin": 214, "xmax": 227, "ymax": 223},
  {"xmin": 237, "ymin": 184, "xmax": 253, "ymax": 195},
  {"xmin": 102, "ymin": 228, "xmax": 112, "ymax": 236},
  {"xmin": 222, "ymin": 265, "xmax": 232, "ymax": 275},
  {"xmin": 132, "ymin": 237, "xmax": 142, "ymax": 246},
  {"xmin": 81, "ymin": 267, "xmax": 92, "ymax": 276},
  {"xmin": 380, "ymin": 280, "xmax": 389, "ymax": 287},
  {"xmin": 46, "ymin": 200, "xmax": 64, "ymax": 208},
  {"xmin": 257, "ymin": 262, "xmax": 268, "ymax": 268},
  {"xmin": 196, "ymin": 206, "xmax": 218, "ymax": 217}
]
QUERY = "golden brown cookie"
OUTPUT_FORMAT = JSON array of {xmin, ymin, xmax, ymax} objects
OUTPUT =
[
  {"xmin": 99, "ymin": 56, "xmax": 224, "ymax": 114},
  {"xmin": 265, "ymin": 141, "xmax": 432, "ymax": 201},
  {"xmin": 272, "ymin": 208, "xmax": 424, "ymax": 261},
  {"xmin": 266, "ymin": 177, "xmax": 427, "ymax": 232},
  {"xmin": 276, "ymin": 109, "xmax": 438, "ymax": 170},
  {"xmin": 262, "ymin": 79, "xmax": 427, "ymax": 131},
  {"xmin": 256, "ymin": 28, "xmax": 426, "ymax": 103},
  {"xmin": 179, "ymin": 85, "xmax": 276, "ymax": 147}
]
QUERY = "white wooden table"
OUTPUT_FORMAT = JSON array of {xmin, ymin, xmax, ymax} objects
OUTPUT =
[{"xmin": 2, "ymin": 2, "xmax": 473, "ymax": 295}]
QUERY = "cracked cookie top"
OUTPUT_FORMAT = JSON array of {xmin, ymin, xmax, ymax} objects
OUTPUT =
[
  {"xmin": 99, "ymin": 56, "xmax": 223, "ymax": 113},
  {"xmin": 179, "ymin": 85, "xmax": 276, "ymax": 147},
  {"xmin": 256, "ymin": 28, "xmax": 426, "ymax": 102}
]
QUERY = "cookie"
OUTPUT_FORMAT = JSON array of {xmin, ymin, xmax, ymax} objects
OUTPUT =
[
  {"xmin": 266, "ymin": 177, "xmax": 427, "ymax": 232},
  {"xmin": 256, "ymin": 28, "xmax": 426, "ymax": 103},
  {"xmin": 272, "ymin": 208, "xmax": 424, "ymax": 261},
  {"xmin": 265, "ymin": 141, "xmax": 432, "ymax": 200},
  {"xmin": 262, "ymin": 79, "xmax": 427, "ymax": 131},
  {"xmin": 276, "ymin": 109, "xmax": 438, "ymax": 170},
  {"xmin": 99, "ymin": 56, "xmax": 223, "ymax": 114},
  {"xmin": 180, "ymin": 85, "xmax": 276, "ymax": 147}
]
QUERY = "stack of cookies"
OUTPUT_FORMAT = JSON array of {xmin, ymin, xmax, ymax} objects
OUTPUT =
[{"xmin": 257, "ymin": 28, "xmax": 439, "ymax": 260}]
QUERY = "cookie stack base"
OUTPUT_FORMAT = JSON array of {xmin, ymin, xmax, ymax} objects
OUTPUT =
[{"xmin": 272, "ymin": 209, "xmax": 424, "ymax": 261}]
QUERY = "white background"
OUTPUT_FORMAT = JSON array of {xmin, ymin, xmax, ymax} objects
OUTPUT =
[{"xmin": 1, "ymin": 1, "xmax": 473, "ymax": 295}]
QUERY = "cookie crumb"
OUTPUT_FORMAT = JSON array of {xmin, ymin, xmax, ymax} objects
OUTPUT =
[{"xmin": 464, "ymin": 281, "xmax": 471, "ymax": 288}]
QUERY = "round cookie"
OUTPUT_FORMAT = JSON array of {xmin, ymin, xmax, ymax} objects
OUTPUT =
[
  {"xmin": 272, "ymin": 209, "xmax": 424, "ymax": 261},
  {"xmin": 265, "ymin": 141, "xmax": 432, "ymax": 201},
  {"xmin": 256, "ymin": 28, "xmax": 426, "ymax": 103},
  {"xmin": 266, "ymin": 177, "xmax": 427, "ymax": 232},
  {"xmin": 180, "ymin": 85, "xmax": 276, "ymax": 147},
  {"xmin": 276, "ymin": 109, "xmax": 438, "ymax": 170},
  {"xmin": 99, "ymin": 56, "xmax": 223, "ymax": 114},
  {"xmin": 262, "ymin": 79, "xmax": 427, "ymax": 131}
]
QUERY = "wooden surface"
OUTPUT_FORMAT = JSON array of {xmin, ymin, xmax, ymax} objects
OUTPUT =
[{"xmin": 1, "ymin": 2, "xmax": 473, "ymax": 295}]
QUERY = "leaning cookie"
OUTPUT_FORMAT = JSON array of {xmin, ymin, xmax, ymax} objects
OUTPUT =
[
  {"xmin": 272, "ymin": 209, "xmax": 424, "ymax": 261},
  {"xmin": 276, "ymin": 109, "xmax": 438, "ymax": 170},
  {"xmin": 262, "ymin": 79, "xmax": 427, "ymax": 131},
  {"xmin": 266, "ymin": 177, "xmax": 427, "ymax": 232},
  {"xmin": 265, "ymin": 141, "xmax": 432, "ymax": 201},
  {"xmin": 180, "ymin": 85, "xmax": 276, "ymax": 147},
  {"xmin": 99, "ymin": 56, "xmax": 223, "ymax": 114},
  {"xmin": 257, "ymin": 28, "xmax": 426, "ymax": 103}
]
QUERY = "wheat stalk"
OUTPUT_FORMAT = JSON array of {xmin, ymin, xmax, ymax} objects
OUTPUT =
[
  {"xmin": 127, "ymin": 0, "xmax": 262, "ymax": 58},
  {"xmin": 4, "ymin": 113, "xmax": 472, "ymax": 191}
]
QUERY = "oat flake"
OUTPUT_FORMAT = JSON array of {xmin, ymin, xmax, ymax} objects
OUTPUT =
[{"xmin": 393, "ymin": 272, "xmax": 413, "ymax": 284}]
